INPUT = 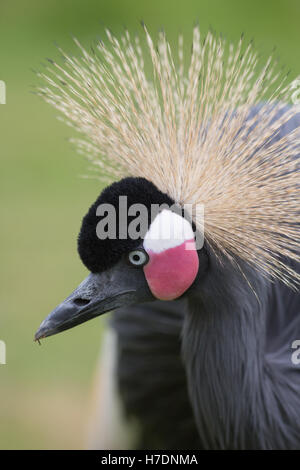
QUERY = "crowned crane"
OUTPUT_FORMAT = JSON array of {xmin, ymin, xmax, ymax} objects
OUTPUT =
[{"xmin": 35, "ymin": 27, "xmax": 300, "ymax": 449}]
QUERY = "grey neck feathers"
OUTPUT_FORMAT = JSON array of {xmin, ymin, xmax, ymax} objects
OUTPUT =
[{"xmin": 182, "ymin": 254, "xmax": 300, "ymax": 449}]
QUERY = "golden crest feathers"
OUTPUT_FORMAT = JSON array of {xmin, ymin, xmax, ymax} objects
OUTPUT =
[{"xmin": 37, "ymin": 26, "xmax": 300, "ymax": 286}]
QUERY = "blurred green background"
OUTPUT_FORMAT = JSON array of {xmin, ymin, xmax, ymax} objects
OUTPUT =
[{"xmin": 1, "ymin": 0, "xmax": 300, "ymax": 449}]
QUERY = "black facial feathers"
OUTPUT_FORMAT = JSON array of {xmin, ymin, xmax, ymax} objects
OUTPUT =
[{"xmin": 77, "ymin": 177, "xmax": 175, "ymax": 273}]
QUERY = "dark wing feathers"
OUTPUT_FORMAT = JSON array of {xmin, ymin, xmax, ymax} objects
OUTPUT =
[{"xmin": 111, "ymin": 299, "xmax": 202, "ymax": 449}]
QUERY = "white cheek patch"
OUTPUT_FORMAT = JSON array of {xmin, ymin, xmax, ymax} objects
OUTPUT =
[{"xmin": 143, "ymin": 209, "xmax": 195, "ymax": 254}]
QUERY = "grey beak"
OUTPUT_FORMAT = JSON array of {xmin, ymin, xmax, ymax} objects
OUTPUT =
[{"xmin": 35, "ymin": 260, "xmax": 153, "ymax": 341}]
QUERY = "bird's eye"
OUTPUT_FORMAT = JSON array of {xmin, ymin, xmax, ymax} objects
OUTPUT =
[{"xmin": 128, "ymin": 249, "xmax": 149, "ymax": 267}]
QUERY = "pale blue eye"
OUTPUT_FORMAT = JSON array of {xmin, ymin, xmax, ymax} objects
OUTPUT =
[{"xmin": 128, "ymin": 249, "xmax": 149, "ymax": 266}]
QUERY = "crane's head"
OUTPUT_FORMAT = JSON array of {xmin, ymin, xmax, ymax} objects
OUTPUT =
[
  {"xmin": 35, "ymin": 28, "xmax": 300, "ymax": 343},
  {"xmin": 35, "ymin": 177, "xmax": 208, "ymax": 340}
]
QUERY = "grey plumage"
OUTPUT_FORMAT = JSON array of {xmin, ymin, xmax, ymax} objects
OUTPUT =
[{"xmin": 112, "ymin": 252, "xmax": 300, "ymax": 449}]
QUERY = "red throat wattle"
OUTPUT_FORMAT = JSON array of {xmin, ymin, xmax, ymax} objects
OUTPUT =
[{"xmin": 143, "ymin": 239, "xmax": 199, "ymax": 301}]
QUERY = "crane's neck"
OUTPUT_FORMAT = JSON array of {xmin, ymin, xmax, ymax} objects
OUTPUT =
[{"xmin": 182, "ymin": 255, "xmax": 297, "ymax": 449}]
